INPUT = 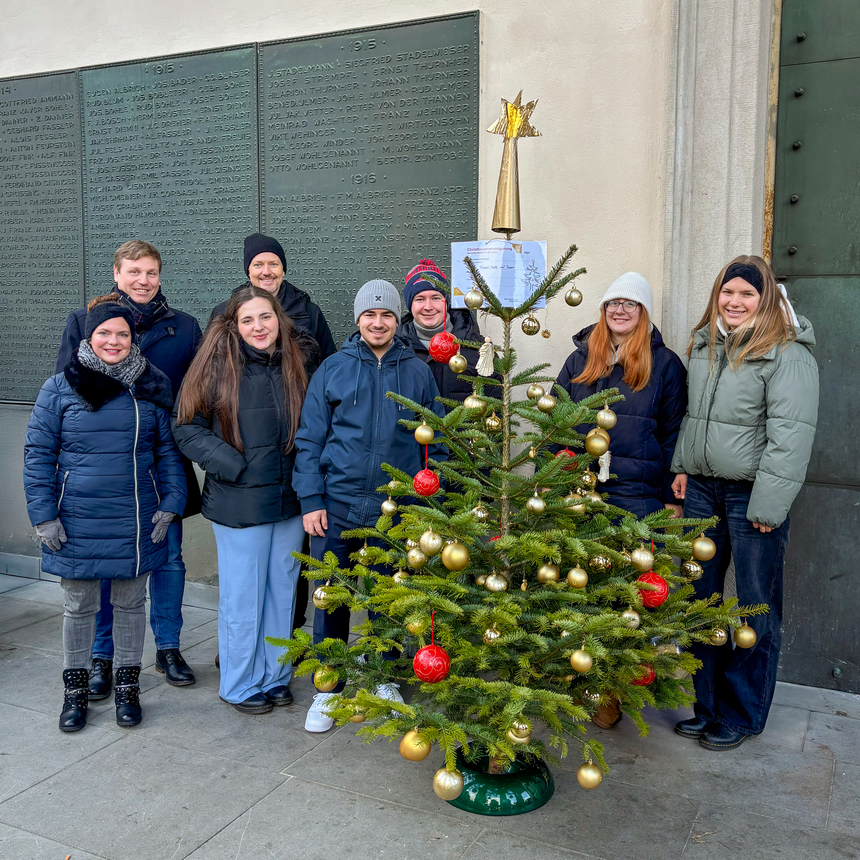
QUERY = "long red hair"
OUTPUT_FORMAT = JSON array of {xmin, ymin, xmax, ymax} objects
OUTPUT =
[{"xmin": 572, "ymin": 310, "xmax": 653, "ymax": 392}]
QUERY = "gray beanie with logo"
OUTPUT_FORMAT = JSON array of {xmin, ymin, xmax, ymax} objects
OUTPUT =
[{"xmin": 354, "ymin": 279, "xmax": 402, "ymax": 324}]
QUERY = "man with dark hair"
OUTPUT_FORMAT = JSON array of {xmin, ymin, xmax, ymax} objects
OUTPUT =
[{"xmin": 56, "ymin": 240, "xmax": 203, "ymax": 695}]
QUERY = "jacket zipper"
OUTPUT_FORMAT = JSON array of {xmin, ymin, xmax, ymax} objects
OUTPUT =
[
  {"xmin": 57, "ymin": 470, "xmax": 70, "ymax": 510},
  {"xmin": 132, "ymin": 393, "xmax": 141, "ymax": 577},
  {"xmin": 265, "ymin": 363, "xmax": 286, "ymax": 516},
  {"xmin": 702, "ymin": 350, "xmax": 728, "ymax": 475},
  {"xmin": 149, "ymin": 469, "xmax": 161, "ymax": 504}
]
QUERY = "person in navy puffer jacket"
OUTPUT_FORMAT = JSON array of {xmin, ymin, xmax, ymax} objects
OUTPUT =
[{"xmin": 24, "ymin": 295, "xmax": 186, "ymax": 734}]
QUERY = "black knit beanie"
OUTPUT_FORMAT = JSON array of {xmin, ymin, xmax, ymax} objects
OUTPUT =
[
  {"xmin": 85, "ymin": 298, "xmax": 137, "ymax": 340},
  {"xmin": 243, "ymin": 233, "xmax": 287, "ymax": 275}
]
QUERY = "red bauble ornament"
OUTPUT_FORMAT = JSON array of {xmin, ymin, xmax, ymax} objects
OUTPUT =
[
  {"xmin": 428, "ymin": 331, "xmax": 459, "ymax": 363},
  {"xmin": 413, "ymin": 469, "xmax": 440, "ymax": 496},
  {"xmin": 554, "ymin": 448, "xmax": 577, "ymax": 470},
  {"xmin": 637, "ymin": 572, "xmax": 669, "ymax": 608},
  {"xmin": 632, "ymin": 665, "xmax": 656, "ymax": 686},
  {"xmin": 489, "ymin": 535, "xmax": 500, "ymax": 542},
  {"xmin": 413, "ymin": 644, "xmax": 451, "ymax": 683}
]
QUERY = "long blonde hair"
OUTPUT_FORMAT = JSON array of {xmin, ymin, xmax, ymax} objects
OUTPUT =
[{"xmin": 688, "ymin": 255, "xmax": 797, "ymax": 367}]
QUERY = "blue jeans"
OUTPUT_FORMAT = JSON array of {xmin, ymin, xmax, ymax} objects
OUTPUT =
[
  {"xmin": 93, "ymin": 519, "xmax": 185, "ymax": 658},
  {"xmin": 683, "ymin": 476, "xmax": 790, "ymax": 735}
]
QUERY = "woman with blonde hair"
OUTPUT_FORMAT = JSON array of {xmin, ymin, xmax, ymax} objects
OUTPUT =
[{"xmin": 671, "ymin": 255, "xmax": 818, "ymax": 750}]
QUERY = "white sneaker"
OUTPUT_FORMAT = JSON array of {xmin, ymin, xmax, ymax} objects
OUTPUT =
[
  {"xmin": 304, "ymin": 692, "xmax": 336, "ymax": 733},
  {"xmin": 375, "ymin": 683, "xmax": 404, "ymax": 705}
]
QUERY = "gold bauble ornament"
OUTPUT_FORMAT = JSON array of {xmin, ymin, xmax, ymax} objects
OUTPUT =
[
  {"xmin": 657, "ymin": 642, "xmax": 682, "ymax": 656},
  {"xmin": 483, "ymin": 625, "xmax": 501, "ymax": 645},
  {"xmin": 441, "ymin": 541, "xmax": 469, "ymax": 571},
  {"xmin": 313, "ymin": 667, "xmax": 338, "ymax": 692},
  {"xmin": 589, "ymin": 555, "xmax": 612, "ymax": 573},
  {"xmin": 566, "ymin": 566, "xmax": 589, "ymax": 588},
  {"xmin": 399, "ymin": 729, "xmax": 432, "ymax": 762},
  {"xmin": 584, "ymin": 433, "xmax": 609, "ymax": 457},
  {"xmin": 710, "ymin": 628, "xmax": 728, "ymax": 647},
  {"xmin": 433, "ymin": 768, "xmax": 464, "ymax": 800},
  {"xmin": 472, "ymin": 505, "xmax": 490, "ymax": 523},
  {"xmin": 448, "ymin": 353, "xmax": 468, "ymax": 374},
  {"xmin": 565, "ymin": 492, "xmax": 587, "ymax": 514},
  {"xmin": 405, "ymin": 538, "xmax": 419, "ymax": 549},
  {"xmin": 579, "ymin": 470, "xmax": 598, "ymax": 490},
  {"xmin": 734, "ymin": 623, "xmax": 757, "ymax": 649},
  {"xmin": 414, "ymin": 421, "xmax": 435, "ymax": 445},
  {"xmin": 537, "ymin": 563, "xmax": 560, "ymax": 583},
  {"xmin": 521, "ymin": 315, "xmax": 540, "ymax": 336},
  {"xmin": 474, "ymin": 573, "xmax": 488, "ymax": 587},
  {"xmin": 349, "ymin": 708, "xmax": 367, "ymax": 723},
  {"xmin": 464, "ymin": 288, "xmax": 484, "ymax": 310},
  {"xmin": 407, "ymin": 619, "xmax": 427, "ymax": 635},
  {"xmin": 419, "ymin": 529, "xmax": 444, "ymax": 557},
  {"xmin": 463, "ymin": 394, "xmax": 487, "ymax": 415},
  {"xmin": 381, "ymin": 496, "xmax": 398, "ymax": 516},
  {"xmin": 506, "ymin": 719, "xmax": 532, "ymax": 745},
  {"xmin": 541, "ymin": 328, "xmax": 551, "ymax": 339},
  {"xmin": 692, "ymin": 534, "xmax": 717, "ymax": 561},
  {"xmin": 484, "ymin": 572, "xmax": 509, "ymax": 593},
  {"xmin": 564, "ymin": 287, "xmax": 583, "ymax": 307},
  {"xmin": 582, "ymin": 688, "xmax": 600, "ymax": 705},
  {"xmin": 526, "ymin": 383, "xmax": 545, "ymax": 401},
  {"xmin": 681, "ymin": 559, "xmax": 703, "ymax": 580},
  {"xmin": 388, "ymin": 479, "xmax": 401, "ymax": 491},
  {"xmin": 357, "ymin": 542, "xmax": 370, "ymax": 560},
  {"xmin": 312, "ymin": 586, "xmax": 331, "ymax": 610},
  {"xmin": 407, "ymin": 547, "xmax": 429, "ymax": 569},
  {"xmin": 526, "ymin": 492, "xmax": 546, "ymax": 514},
  {"xmin": 536, "ymin": 394, "xmax": 557, "ymax": 413},
  {"xmin": 570, "ymin": 649, "xmax": 594, "ymax": 674},
  {"xmin": 485, "ymin": 411, "xmax": 503, "ymax": 433},
  {"xmin": 596, "ymin": 407, "xmax": 617, "ymax": 430},
  {"xmin": 584, "ymin": 491, "xmax": 603, "ymax": 504},
  {"xmin": 588, "ymin": 426, "xmax": 611, "ymax": 442},
  {"xmin": 621, "ymin": 608, "xmax": 641, "ymax": 629},
  {"xmin": 392, "ymin": 569, "xmax": 410, "ymax": 584},
  {"xmin": 528, "ymin": 446, "xmax": 537, "ymax": 458},
  {"xmin": 577, "ymin": 761, "xmax": 603, "ymax": 790},
  {"xmin": 630, "ymin": 545, "xmax": 654, "ymax": 573}
]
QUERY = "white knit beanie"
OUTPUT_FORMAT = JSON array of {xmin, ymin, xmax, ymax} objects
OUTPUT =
[{"xmin": 600, "ymin": 272, "xmax": 653, "ymax": 319}]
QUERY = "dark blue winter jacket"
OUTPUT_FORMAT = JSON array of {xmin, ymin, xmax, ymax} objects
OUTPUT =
[
  {"xmin": 555, "ymin": 325, "xmax": 687, "ymax": 518},
  {"xmin": 293, "ymin": 332, "xmax": 446, "ymax": 526},
  {"xmin": 56, "ymin": 300, "xmax": 203, "ymax": 516},
  {"xmin": 24, "ymin": 353, "xmax": 187, "ymax": 580}
]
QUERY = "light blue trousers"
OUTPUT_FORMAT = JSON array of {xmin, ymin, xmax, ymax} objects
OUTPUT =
[{"xmin": 211, "ymin": 516, "xmax": 303, "ymax": 703}]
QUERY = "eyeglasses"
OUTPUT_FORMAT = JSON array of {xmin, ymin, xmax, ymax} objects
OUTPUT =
[{"xmin": 605, "ymin": 300, "xmax": 640, "ymax": 311}]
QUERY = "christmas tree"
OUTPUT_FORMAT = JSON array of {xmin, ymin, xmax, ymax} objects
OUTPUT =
[{"xmin": 271, "ymin": 244, "xmax": 763, "ymax": 809}]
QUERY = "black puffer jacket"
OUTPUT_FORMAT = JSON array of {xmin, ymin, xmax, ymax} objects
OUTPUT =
[
  {"xmin": 171, "ymin": 338, "xmax": 313, "ymax": 528},
  {"xmin": 398, "ymin": 309, "xmax": 489, "ymax": 403}
]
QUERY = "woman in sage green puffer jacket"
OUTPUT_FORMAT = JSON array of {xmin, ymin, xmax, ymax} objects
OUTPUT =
[{"xmin": 669, "ymin": 255, "xmax": 818, "ymax": 752}]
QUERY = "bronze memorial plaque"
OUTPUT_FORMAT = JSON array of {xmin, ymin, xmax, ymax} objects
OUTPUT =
[
  {"xmin": 260, "ymin": 14, "xmax": 479, "ymax": 344},
  {"xmin": 0, "ymin": 72, "xmax": 83, "ymax": 402},
  {"xmin": 81, "ymin": 48, "xmax": 259, "ymax": 321}
]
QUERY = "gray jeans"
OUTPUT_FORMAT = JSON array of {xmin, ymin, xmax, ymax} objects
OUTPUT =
[{"xmin": 61, "ymin": 575, "xmax": 150, "ymax": 670}]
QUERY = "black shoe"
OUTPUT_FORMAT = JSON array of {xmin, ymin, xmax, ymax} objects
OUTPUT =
[
  {"xmin": 59, "ymin": 668, "xmax": 89, "ymax": 733},
  {"xmin": 155, "ymin": 648, "xmax": 196, "ymax": 686},
  {"xmin": 674, "ymin": 714, "xmax": 712, "ymax": 739},
  {"xmin": 215, "ymin": 653, "xmax": 220, "ymax": 670},
  {"xmin": 115, "ymin": 666, "xmax": 143, "ymax": 727},
  {"xmin": 265, "ymin": 685, "xmax": 293, "ymax": 707},
  {"xmin": 220, "ymin": 693, "xmax": 273, "ymax": 714},
  {"xmin": 88, "ymin": 657, "xmax": 113, "ymax": 700},
  {"xmin": 699, "ymin": 723, "xmax": 751, "ymax": 750}
]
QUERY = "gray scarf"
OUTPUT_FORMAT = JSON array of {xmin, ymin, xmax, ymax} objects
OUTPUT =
[
  {"xmin": 413, "ymin": 314, "xmax": 453, "ymax": 348},
  {"xmin": 78, "ymin": 339, "xmax": 147, "ymax": 388}
]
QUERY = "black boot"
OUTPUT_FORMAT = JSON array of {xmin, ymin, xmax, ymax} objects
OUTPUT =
[
  {"xmin": 89, "ymin": 657, "xmax": 113, "ymax": 700},
  {"xmin": 114, "ymin": 666, "xmax": 143, "ymax": 727},
  {"xmin": 155, "ymin": 649, "xmax": 196, "ymax": 686},
  {"xmin": 59, "ymin": 668, "xmax": 89, "ymax": 733}
]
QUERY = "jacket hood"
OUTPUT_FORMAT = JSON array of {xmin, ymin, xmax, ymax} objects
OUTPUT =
[
  {"xmin": 63, "ymin": 352, "xmax": 174, "ymax": 412},
  {"xmin": 692, "ymin": 314, "xmax": 815, "ymax": 356}
]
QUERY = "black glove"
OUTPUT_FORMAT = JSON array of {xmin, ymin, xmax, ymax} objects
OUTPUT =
[
  {"xmin": 35, "ymin": 519, "xmax": 67, "ymax": 552},
  {"xmin": 151, "ymin": 510, "xmax": 176, "ymax": 544}
]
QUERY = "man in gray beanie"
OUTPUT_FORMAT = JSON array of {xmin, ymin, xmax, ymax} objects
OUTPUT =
[{"xmin": 293, "ymin": 279, "xmax": 445, "ymax": 733}]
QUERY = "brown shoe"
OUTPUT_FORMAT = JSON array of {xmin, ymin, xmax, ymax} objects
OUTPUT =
[{"xmin": 592, "ymin": 696, "xmax": 622, "ymax": 729}]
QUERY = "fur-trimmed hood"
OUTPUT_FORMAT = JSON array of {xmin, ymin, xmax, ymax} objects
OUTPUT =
[{"xmin": 63, "ymin": 351, "xmax": 174, "ymax": 412}]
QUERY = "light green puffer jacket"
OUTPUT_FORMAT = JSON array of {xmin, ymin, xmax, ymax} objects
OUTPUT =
[{"xmin": 671, "ymin": 316, "xmax": 818, "ymax": 528}]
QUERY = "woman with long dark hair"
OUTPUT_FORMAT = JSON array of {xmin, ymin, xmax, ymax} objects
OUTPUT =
[
  {"xmin": 173, "ymin": 286, "xmax": 312, "ymax": 714},
  {"xmin": 671, "ymin": 255, "xmax": 818, "ymax": 750}
]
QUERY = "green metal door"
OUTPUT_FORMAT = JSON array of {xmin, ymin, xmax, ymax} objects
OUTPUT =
[{"xmin": 773, "ymin": 0, "xmax": 860, "ymax": 692}]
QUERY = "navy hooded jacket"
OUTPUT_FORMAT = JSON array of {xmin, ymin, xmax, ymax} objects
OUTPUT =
[
  {"xmin": 554, "ymin": 324, "xmax": 687, "ymax": 517},
  {"xmin": 293, "ymin": 332, "xmax": 446, "ymax": 526},
  {"xmin": 24, "ymin": 353, "xmax": 187, "ymax": 580}
]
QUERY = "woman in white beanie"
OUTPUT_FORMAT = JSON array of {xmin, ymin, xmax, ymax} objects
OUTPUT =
[{"xmin": 554, "ymin": 272, "xmax": 687, "ymax": 728}]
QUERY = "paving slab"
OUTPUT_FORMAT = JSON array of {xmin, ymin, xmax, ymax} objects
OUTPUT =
[
  {"xmin": 461, "ymin": 828, "xmax": 608, "ymax": 860},
  {"xmin": 0, "ymin": 596, "xmax": 61, "ymax": 636},
  {"xmin": 804, "ymin": 710, "xmax": 860, "ymax": 764},
  {"xmin": 139, "ymin": 618, "xmax": 217, "ymax": 672},
  {"xmin": 172, "ymin": 632, "xmax": 220, "ymax": 690},
  {"xmin": 0, "ymin": 574, "xmax": 29, "ymax": 594},
  {"xmin": 0, "ymin": 734, "xmax": 287, "ymax": 860},
  {"xmin": 182, "ymin": 581, "xmax": 220, "ymax": 611},
  {"xmin": 774, "ymin": 681, "xmax": 860, "ymax": 721},
  {"xmin": 5, "ymin": 578, "xmax": 66, "ymax": 607},
  {"xmin": 0, "ymin": 822, "xmax": 108, "ymax": 860},
  {"xmin": 682, "ymin": 803, "xmax": 857, "ymax": 859},
  {"xmin": 747, "ymin": 703, "xmax": 809, "ymax": 754},
  {"xmin": 184, "ymin": 776, "xmax": 479, "ymax": 860},
  {"xmin": 827, "ymin": 762, "xmax": 860, "ymax": 838},
  {"xmin": 0, "ymin": 701, "xmax": 122, "ymax": 803}
]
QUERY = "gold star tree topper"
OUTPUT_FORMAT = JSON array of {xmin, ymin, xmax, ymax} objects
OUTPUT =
[{"xmin": 487, "ymin": 92, "xmax": 541, "ymax": 238}]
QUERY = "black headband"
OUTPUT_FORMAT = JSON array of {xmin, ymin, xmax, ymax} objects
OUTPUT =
[
  {"xmin": 85, "ymin": 301, "xmax": 137, "ymax": 340},
  {"xmin": 722, "ymin": 263, "xmax": 764, "ymax": 294}
]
